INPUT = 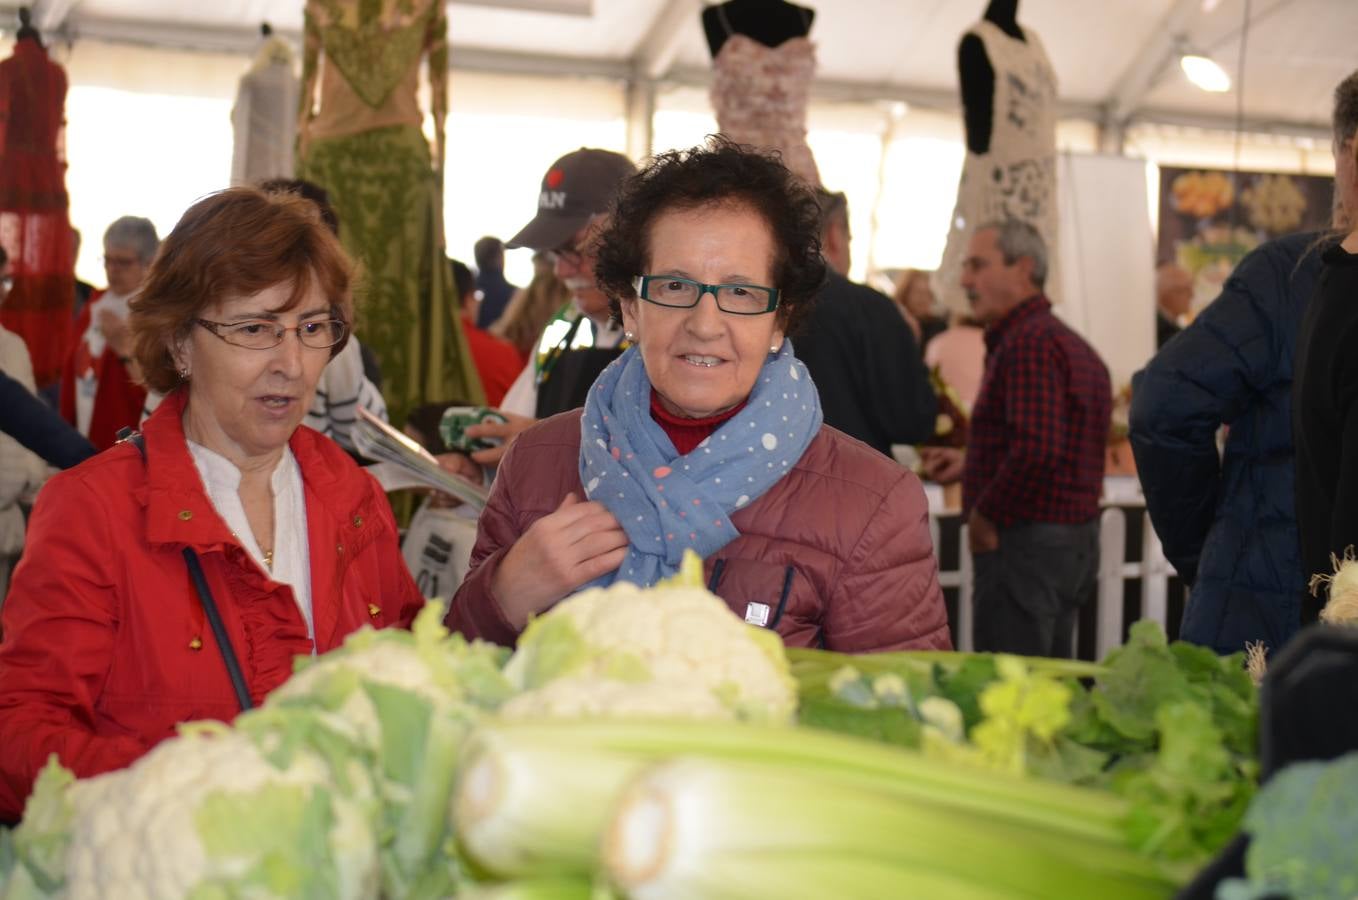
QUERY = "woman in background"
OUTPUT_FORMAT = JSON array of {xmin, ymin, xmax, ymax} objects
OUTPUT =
[{"xmin": 893, "ymin": 267, "xmax": 949, "ymax": 350}]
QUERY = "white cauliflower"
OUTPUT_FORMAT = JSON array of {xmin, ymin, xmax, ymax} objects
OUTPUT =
[
  {"xmin": 500, "ymin": 676, "xmax": 732, "ymax": 720},
  {"xmin": 0, "ymin": 723, "xmax": 379, "ymax": 900},
  {"xmin": 263, "ymin": 603, "xmax": 514, "ymax": 899},
  {"xmin": 268, "ymin": 609, "xmax": 510, "ymax": 746},
  {"xmin": 0, "ymin": 605, "xmax": 517, "ymax": 900},
  {"xmin": 501, "ymin": 553, "xmax": 797, "ymax": 724}
]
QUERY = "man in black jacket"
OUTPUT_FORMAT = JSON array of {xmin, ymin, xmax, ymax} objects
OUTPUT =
[{"xmin": 793, "ymin": 190, "xmax": 937, "ymax": 456}]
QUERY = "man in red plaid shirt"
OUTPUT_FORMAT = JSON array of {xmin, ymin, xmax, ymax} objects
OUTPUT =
[{"xmin": 922, "ymin": 220, "xmax": 1111, "ymax": 657}]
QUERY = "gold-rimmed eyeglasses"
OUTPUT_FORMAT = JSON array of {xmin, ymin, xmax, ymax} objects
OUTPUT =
[{"xmin": 196, "ymin": 318, "xmax": 348, "ymax": 351}]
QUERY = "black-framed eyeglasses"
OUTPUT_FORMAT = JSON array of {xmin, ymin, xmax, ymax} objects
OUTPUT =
[
  {"xmin": 635, "ymin": 275, "xmax": 780, "ymax": 316},
  {"xmin": 196, "ymin": 318, "xmax": 348, "ymax": 351}
]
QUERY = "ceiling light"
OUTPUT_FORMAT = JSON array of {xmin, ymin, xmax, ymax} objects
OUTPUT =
[{"xmin": 1180, "ymin": 53, "xmax": 1231, "ymax": 93}]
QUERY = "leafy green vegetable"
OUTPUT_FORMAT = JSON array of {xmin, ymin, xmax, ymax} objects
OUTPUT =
[
  {"xmin": 796, "ymin": 693, "xmax": 923, "ymax": 747},
  {"xmin": 1118, "ymin": 702, "xmax": 1255, "ymax": 862},
  {"xmin": 191, "ymin": 784, "xmax": 341, "ymax": 900},
  {"xmin": 1168, "ymin": 641, "xmax": 1257, "ymax": 757},
  {"xmin": 933, "ymin": 656, "xmax": 999, "ymax": 732},
  {"xmin": 969, "ymin": 656, "xmax": 1074, "ymax": 776},
  {"xmin": 790, "ymin": 620, "xmax": 1261, "ymax": 869},
  {"xmin": 1091, "ymin": 620, "xmax": 1198, "ymax": 746},
  {"xmin": 0, "ymin": 758, "xmax": 76, "ymax": 896},
  {"xmin": 262, "ymin": 603, "xmax": 514, "ymax": 898},
  {"xmin": 1218, "ymin": 752, "xmax": 1358, "ymax": 900}
]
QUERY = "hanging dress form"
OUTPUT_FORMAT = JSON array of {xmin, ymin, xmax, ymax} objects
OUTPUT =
[
  {"xmin": 935, "ymin": 20, "xmax": 1060, "ymax": 312},
  {"xmin": 708, "ymin": 6, "xmax": 821, "ymax": 187},
  {"xmin": 0, "ymin": 37, "xmax": 75, "ymax": 389},
  {"xmin": 231, "ymin": 37, "xmax": 300, "ymax": 185},
  {"xmin": 297, "ymin": 0, "xmax": 482, "ymax": 425}
]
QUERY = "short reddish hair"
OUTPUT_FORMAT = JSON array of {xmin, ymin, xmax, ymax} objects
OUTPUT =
[{"xmin": 129, "ymin": 188, "xmax": 354, "ymax": 394}]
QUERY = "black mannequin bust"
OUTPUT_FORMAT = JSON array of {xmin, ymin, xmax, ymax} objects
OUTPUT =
[
  {"xmin": 957, "ymin": 0, "xmax": 1023, "ymax": 155},
  {"xmin": 16, "ymin": 6, "xmax": 44, "ymax": 47},
  {"xmin": 702, "ymin": 0, "xmax": 815, "ymax": 57}
]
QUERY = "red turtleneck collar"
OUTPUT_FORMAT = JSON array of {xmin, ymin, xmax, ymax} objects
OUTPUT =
[{"xmin": 649, "ymin": 389, "xmax": 747, "ymax": 455}]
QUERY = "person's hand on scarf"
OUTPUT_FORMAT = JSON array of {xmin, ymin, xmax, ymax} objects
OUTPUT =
[{"xmin": 491, "ymin": 492, "xmax": 629, "ymax": 626}]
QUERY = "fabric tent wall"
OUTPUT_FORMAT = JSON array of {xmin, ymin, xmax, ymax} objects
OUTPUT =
[{"xmin": 1055, "ymin": 152, "xmax": 1155, "ymax": 391}]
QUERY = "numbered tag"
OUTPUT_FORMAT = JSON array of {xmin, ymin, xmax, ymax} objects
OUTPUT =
[{"xmin": 743, "ymin": 602, "xmax": 771, "ymax": 627}]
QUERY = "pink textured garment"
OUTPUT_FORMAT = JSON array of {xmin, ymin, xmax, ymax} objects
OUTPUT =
[{"xmin": 710, "ymin": 34, "xmax": 821, "ymax": 187}]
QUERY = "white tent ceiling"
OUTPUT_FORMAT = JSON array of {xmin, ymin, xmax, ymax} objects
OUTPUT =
[{"xmin": 6, "ymin": 0, "xmax": 1354, "ymax": 139}]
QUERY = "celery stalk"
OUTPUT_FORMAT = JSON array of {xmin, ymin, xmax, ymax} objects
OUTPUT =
[
  {"xmin": 456, "ymin": 878, "xmax": 602, "ymax": 899},
  {"xmin": 454, "ymin": 728, "xmax": 649, "ymax": 879},
  {"xmin": 786, "ymin": 646, "xmax": 1107, "ymax": 680},
  {"xmin": 604, "ymin": 757, "xmax": 1175, "ymax": 900},
  {"xmin": 454, "ymin": 718, "xmax": 1181, "ymax": 895},
  {"xmin": 475, "ymin": 718, "xmax": 1130, "ymax": 842}
]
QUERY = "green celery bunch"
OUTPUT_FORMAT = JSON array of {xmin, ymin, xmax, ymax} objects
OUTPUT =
[{"xmin": 452, "ymin": 718, "xmax": 1180, "ymax": 899}]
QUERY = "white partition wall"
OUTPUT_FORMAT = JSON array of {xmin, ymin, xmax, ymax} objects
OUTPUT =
[{"xmin": 1055, "ymin": 152, "xmax": 1157, "ymax": 392}]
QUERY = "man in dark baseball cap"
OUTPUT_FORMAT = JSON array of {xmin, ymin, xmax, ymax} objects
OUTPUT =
[
  {"xmin": 506, "ymin": 148, "xmax": 636, "ymax": 252},
  {"xmin": 463, "ymin": 148, "xmax": 636, "ymax": 466}
]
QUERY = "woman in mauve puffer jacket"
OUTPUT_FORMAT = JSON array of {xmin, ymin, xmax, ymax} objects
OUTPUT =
[
  {"xmin": 448, "ymin": 408, "xmax": 951, "ymax": 653},
  {"xmin": 446, "ymin": 139, "xmax": 949, "ymax": 654}
]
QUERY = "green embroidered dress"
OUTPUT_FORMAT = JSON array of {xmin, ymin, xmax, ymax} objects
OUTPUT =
[{"xmin": 298, "ymin": 0, "xmax": 483, "ymax": 423}]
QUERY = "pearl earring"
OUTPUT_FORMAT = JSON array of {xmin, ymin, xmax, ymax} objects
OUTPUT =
[{"xmin": 624, "ymin": 331, "xmax": 635, "ymax": 342}]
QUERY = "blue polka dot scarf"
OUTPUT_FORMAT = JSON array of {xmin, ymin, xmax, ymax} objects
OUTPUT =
[{"xmin": 578, "ymin": 340, "xmax": 822, "ymax": 589}]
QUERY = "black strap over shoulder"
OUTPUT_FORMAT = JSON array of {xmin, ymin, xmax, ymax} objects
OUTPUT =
[
  {"xmin": 117, "ymin": 425, "xmax": 253, "ymax": 712},
  {"xmin": 116, "ymin": 426, "xmax": 146, "ymax": 461}
]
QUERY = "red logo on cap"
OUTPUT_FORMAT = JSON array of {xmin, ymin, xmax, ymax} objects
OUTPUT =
[{"xmin": 545, "ymin": 169, "xmax": 565, "ymax": 189}]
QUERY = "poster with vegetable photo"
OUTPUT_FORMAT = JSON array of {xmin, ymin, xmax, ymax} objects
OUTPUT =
[{"xmin": 1156, "ymin": 165, "xmax": 1334, "ymax": 311}]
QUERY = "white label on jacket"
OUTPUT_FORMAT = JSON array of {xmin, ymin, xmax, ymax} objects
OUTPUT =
[{"xmin": 744, "ymin": 602, "xmax": 770, "ymax": 627}]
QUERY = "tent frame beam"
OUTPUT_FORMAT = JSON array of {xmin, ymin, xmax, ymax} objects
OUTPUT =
[{"xmin": 9, "ymin": 5, "xmax": 1332, "ymax": 143}]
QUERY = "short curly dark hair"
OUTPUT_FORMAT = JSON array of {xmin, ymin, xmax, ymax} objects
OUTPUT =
[{"xmin": 593, "ymin": 137, "xmax": 826, "ymax": 335}]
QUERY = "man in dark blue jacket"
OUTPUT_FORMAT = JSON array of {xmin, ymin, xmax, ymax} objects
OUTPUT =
[
  {"xmin": 1, "ymin": 370, "xmax": 94, "ymax": 470},
  {"xmin": 1130, "ymin": 70, "xmax": 1358, "ymax": 656}
]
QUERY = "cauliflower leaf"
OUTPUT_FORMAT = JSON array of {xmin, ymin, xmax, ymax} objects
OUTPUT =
[{"xmin": 264, "ymin": 602, "xmax": 513, "ymax": 899}]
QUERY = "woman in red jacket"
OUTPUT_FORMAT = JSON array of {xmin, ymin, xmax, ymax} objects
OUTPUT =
[
  {"xmin": 0, "ymin": 188, "xmax": 423, "ymax": 821},
  {"xmin": 447, "ymin": 138, "xmax": 949, "ymax": 654}
]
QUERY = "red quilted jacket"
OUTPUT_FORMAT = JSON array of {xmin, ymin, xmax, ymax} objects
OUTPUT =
[
  {"xmin": 0, "ymin": 388, "xmax": 424, "ymax": 819},
  {"xmin": 446, "ymin": 410, "xmax": 951, "ymax": 653}
]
